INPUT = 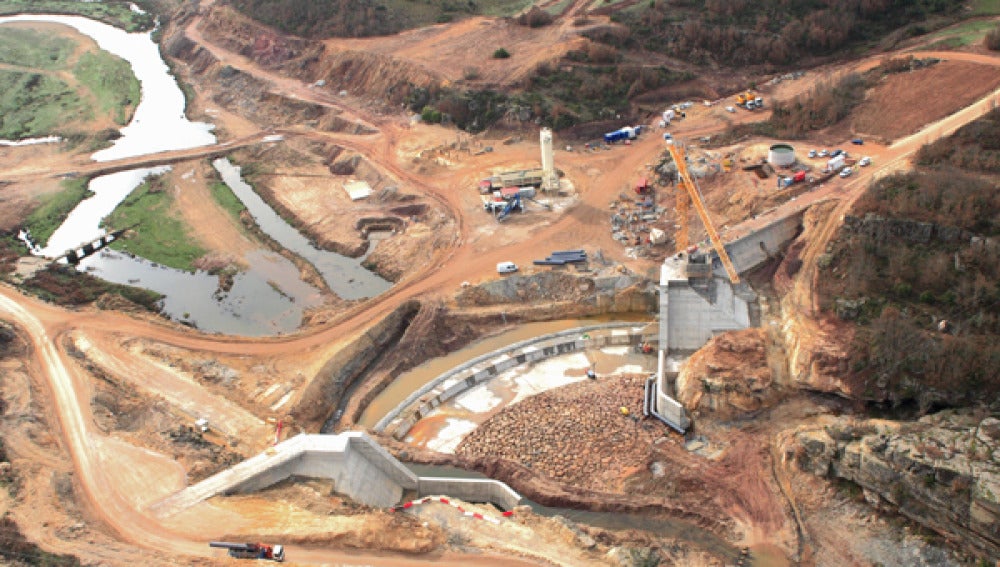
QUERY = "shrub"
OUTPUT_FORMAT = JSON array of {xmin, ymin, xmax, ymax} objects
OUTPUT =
[
  {"xmin": 493, "ymin": 47, "xmax": 511, "ymax": 59},
  {"xmin": 986, "ymin": 25, "xmax": 1000, "ymax": 51},
  {"xmin": 515, "ymin": 6, "xmax": 553, "ymax": 28},
  {"xmin": 420, "ymin": 106, "xmax": 442, "ymax": 123}
]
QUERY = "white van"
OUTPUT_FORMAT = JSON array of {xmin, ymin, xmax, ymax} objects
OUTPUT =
[{"xmin": 497, "ymin": 262, "xmax": 518, "ymax": 274}]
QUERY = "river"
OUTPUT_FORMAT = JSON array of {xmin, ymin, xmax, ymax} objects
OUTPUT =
[{"xmin": 1, "ymin": 15, "xmax": 389, "ymax": 335}]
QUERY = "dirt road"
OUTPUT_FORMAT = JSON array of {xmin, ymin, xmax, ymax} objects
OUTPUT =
[{"xmin": 3, "ymin": 9, "xmax": 1000, "ymax": 563}]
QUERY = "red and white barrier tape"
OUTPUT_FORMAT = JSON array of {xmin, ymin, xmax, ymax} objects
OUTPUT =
[{"xmin": 390, "ymin": 496, "xmax": 513, "ymax": 524}]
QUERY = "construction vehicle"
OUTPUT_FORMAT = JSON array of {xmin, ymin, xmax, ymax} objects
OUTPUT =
[
  {"xmin": 210, "ymin": 542, "xmax": 285, "ymax": 562},
  {"xmin": 666, "ymin": 143, "xmax": 741, "ymax": 284},
  {"xmin": 734, "ymin": 91, "xmax": 762, "ymax": 110},
  {"xmin": 496, "ymin": 194, "xmax": 522, "ymax": 221}
]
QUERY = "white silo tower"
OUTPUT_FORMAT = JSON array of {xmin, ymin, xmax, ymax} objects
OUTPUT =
[{"xmin": 540, "ymin": 128, "xmax": 558, "ymax": 191}]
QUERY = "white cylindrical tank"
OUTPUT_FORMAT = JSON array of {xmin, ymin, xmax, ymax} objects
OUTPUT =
[
  {"xmin": 768, "ymin": 143, "xmax": 795, "ymax": 167},
  {"xmin": 540, "ymin": 127, "xmax": 554, "ymax": 175}
]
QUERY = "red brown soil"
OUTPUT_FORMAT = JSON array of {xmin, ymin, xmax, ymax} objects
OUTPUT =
[
  {"xmin": 852, "ymin": 60, "xmax": 1000, "ymax": 141},
  {"xmin": 2, "ymin": 2, "xmax": 1000, "ymax": 564}
]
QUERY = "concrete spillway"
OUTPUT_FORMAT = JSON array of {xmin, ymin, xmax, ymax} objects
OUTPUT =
[
  {"xmin": 375, "ymin": 323, "xmax": 656, "ymax": 440},
  {"xmin": 150, "ymin": 432, "xmax": 521, "ymax": 518}
]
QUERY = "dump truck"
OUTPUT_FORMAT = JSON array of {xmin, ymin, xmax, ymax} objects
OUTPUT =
[{"xmin": 210, "ymin": 542, "xmax": 285, "ymax": 562}]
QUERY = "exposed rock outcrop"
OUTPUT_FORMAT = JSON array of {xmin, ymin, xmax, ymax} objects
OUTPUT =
[
  {"xmin": 676, "ymin": 328, "xmax": 779, "ymax": 419},
  {"xmin": 785, "ymin": 411, "xmax": 1000, "ymax": 559},
  {"xmin": 456, "ymin": 272, "xmax": 656, "ymax": 314},
  {"xmin": 842, "ymin": 214, "xmax": 974, "ymax": 246}
]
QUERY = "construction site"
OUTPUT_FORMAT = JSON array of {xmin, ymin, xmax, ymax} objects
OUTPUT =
[{"xmin": 0, "ymin": 1, "xmax": 999, "ymax": 566}]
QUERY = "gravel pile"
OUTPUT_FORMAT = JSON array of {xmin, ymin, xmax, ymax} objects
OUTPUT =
[{"xmin": 457, "ymin": 375, "xmax": 664, "ymax": 492}]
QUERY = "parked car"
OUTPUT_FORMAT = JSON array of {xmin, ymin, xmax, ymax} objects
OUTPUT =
[
  {"xmin": 839, "ymin": 167, "xmax": 854, "ymax": 178},
  {"xmin": 497, "ymin": 261, "xmax": 518, "ymax": 274},
  {"xmin": 808, "ymin": 149, "xmax": 817, "ymax": 158},
  {"xmin": 851, "ymin": 138, "xmax": 864, "ymax": 145},
  {"xmin": 818, "ymin": 149, "xmax": 829, "ymax": 157},
  {"xmin": 859, "ymin": 156, "xmax": 872, "ymax": 167},
  {"xmin": 831, "ymin": 149, "xmax": 845, "ymax": 158}
]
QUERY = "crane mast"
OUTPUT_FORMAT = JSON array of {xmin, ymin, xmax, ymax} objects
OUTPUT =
[{"xmin": 666, "ymin": 143, "xmax": 741, "ymax": 284}]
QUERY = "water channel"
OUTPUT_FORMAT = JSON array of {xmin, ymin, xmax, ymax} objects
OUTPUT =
[
  {"xmin": 404, "ymin": 463, "xmax": 742, "ymax": 563},
  {"xmin": 358, "ymin": 316, "xmax": 656, "ymax": 427},
  {"xmin": 2, "ymin": 15, "xmax": 389, "ymax": 335}
]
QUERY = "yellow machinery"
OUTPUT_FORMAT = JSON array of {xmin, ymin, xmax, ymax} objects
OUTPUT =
[
  {"xmin": 667, "ymin": 143, "xmax": 741, "ymax": 284},
  {"xmin": 735, "ymin": 91, "xmax": 757, "ymax": 107}
]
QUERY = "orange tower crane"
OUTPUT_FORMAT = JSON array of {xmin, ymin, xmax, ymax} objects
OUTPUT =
[{"xmin": 666, "ymin": 143, "xmax": 741, "ymax": 284}]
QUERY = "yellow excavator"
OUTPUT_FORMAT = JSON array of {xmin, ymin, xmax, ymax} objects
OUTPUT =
[{"xmin": 667, "ymin": 143, "xmax": 740, "ymax": 284}]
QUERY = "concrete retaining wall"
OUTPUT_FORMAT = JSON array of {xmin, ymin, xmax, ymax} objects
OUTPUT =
[
  {"xmin": 714, "ymin": 211, "xmax": 803, "ymax": 276},
  {"xmin": 418, "ymin": 478, "xmax": 522, "ymax": 510},
  {"xmin": 151, "ymin": 433, "xmax": 523, "ymax": 516},
  {"xmin": 665, "ymin": 281, "xmax": 752, "ymax": 351},
  {"xmin": 375, "ymin": 323, "xmax": 655, "ymax": 439}
]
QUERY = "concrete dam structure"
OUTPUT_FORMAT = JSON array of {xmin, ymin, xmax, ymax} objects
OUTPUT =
[
  {"xmin": 713, "ymin": 210, "xmax": 804, "ymax": 277},
  {"xmin": 151, "ymin": 432, "xmax": 521, "ymax": 517},
  {"xmin": 646, "ymin": 211, "xmax": 801, "ymax": 432}
]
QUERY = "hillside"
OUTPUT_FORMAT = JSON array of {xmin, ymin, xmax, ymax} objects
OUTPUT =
[
  {"xmin": 218, "ymin": 0, "xmax": 975, "ymax": 134},
  {"xmin": 816, "ymin": 109, "xmax": 1000, "ymax": 411},
  {"xmin": 601, "ymin": 0, "xmax": 965, "ymax": 67}
]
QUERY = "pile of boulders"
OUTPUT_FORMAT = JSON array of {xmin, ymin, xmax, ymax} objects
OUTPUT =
[{"xmin": 457, "ymin": 375, "xmax": 665, "ymax": 492}]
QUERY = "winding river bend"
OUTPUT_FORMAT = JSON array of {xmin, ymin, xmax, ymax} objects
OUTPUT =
[{"xmin": 1, "ymin": 15, "xmax": 389, "ymax": 335}]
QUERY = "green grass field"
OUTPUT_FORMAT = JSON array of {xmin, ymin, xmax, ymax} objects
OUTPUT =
[
  {"xmin": 105, "ymin": 177, "xmax": 207, "ymax": 272},
  {"xmin": 0, "ymin": 70, "xmax": 87, "ymax": 139},
  {"xmin": 971, "ymin": 0, "xmax": 1000, "ymax": 15},
  {"xmin": 0, "ymin": 0, "xmax": 155, "ymax": 32},
  {"xmin": 209, "ymin": 181, "xmax": 248, "ymax": 227},
  {"xmin": 920, "ymin": 18, "xmax": 999, "ymax": 49},
  {"xmin": 543, "ymin": 0, "xmax": 573, "ymax": 16},
  {"xmin": 0, "ymin": 27, "xmax": 73, "ymax": 69},
  {"xmin": 23, "ymin": 178, "xmax": 92, "ymax": 247},
  {"xmin": 0, "ymin": 26, "xmax": 139, "ymax": 137},
  {"xmin": 73, "ymin": 50, "xmax": 140, "ymax": 125}
]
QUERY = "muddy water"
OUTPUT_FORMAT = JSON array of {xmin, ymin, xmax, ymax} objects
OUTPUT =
[
  {"xmin": 80, "ymin": 248, "xmax": 322, "ymax": 336},
  {"xmin": 213, "ymin": 158, "xmax": 391, "ymax": 300},
  {"xmin": 358, "ymin": 316, "xmax": 654, "ymax": 428},
  {"xmin": 3, "ymin": 16, "xmax": 388, "ymax": 334},
  {"xmin": 402, "ymin": 464, "xmax": 740, "ymax": 561}
]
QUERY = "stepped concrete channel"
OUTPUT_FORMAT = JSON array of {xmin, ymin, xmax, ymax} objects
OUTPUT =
[
  {"xmin": 151, "ymin": 432, "xmax": 521, "ymax": 515},
  {"xmin": 374, "ymin": 323, "xmax": 656, "ymax": 439},
  {"xmin": 152, "ymin": 324, "xmax": 658, "ymax": 516}
]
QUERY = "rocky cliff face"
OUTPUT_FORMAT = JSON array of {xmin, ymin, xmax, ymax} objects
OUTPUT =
[
  {"xmin": 775, "ymin": 202, "xmax": 857, "ymax": 399},
  {"xmin": 787, "ymin": 411, "xmax": 1000, "ymax": 559}
]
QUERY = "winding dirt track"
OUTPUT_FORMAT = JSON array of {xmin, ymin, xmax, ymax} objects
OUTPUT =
[{"xmin": 1, "ymin": 6, "xmax": 999, "ymax": 563}]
